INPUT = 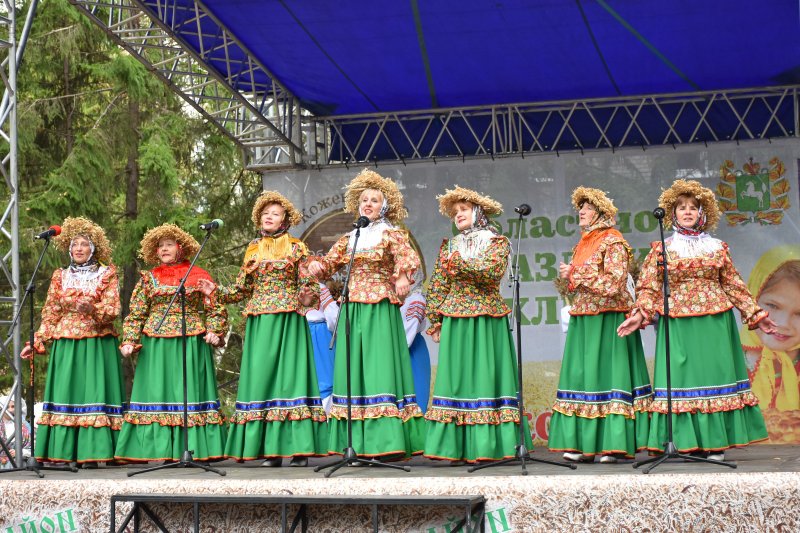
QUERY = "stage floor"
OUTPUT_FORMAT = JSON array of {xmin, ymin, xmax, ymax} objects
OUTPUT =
[
  {"xmin": 1, "ymin": 444, "xmax": 797, "ymax": 480},
  {"xmin": 2, "ymin": 445, "xmax": 799, "ymax": 532}
]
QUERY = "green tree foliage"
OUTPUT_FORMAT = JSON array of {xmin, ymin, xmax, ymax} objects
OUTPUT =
[{"xmin": 2, "ymin": 0, "xmax": 264, "ymax": 413}]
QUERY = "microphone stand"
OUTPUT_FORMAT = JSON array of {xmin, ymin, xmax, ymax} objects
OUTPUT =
[
  {"xmin": 316, "ymin": 221, "xmax": 411, "ymax": 477},
  {"xmin": 128, "ymin": 228, "xmax": 225, "ymax": 477},
  {"xmin": 470, "ymin": 206, "xmax": 575, "ymax": 475},
  {"xmin": 0, "ymin": 235, "xmax": 77, "ymax": 476},
  {"xmin": 633, "ymin": 210, "xmax": 735, "ymax": 473}
]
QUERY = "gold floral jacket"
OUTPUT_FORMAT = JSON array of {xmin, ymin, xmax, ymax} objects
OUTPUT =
[
  {"xmin": 216, "ymin": 239, "xmax": 319, "ymax": 316},
  {"xmin": 634, "ymin": 240, "xmax": 767, "ymax": 327},
  {"xmin": 318, "ymin": 228, "xmax": 420, "ymax": 305},
  {"xmin": 426, "ymin": 236, "xmax": 510, "ymax": 334},
  {"xmin": 568, "ymin": 234, "xmax": 633, "ymax": 315},
  {"xmin": 33, "ymin": 265, "xmax": 120, "ymax": 353},
  {"xmin": 121, "ymin": 267, "xmax": 227, "ymax": 351}
]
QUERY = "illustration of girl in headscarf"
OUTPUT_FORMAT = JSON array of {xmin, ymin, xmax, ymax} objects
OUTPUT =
[{"xmin": 744, "ymin": 245, "xmax": 800, "ymax": 443}]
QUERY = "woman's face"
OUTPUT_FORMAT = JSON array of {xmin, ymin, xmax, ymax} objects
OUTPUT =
[
  {"xmin": 675, "ymin": 196, "xmax": 700, "ymax": 228},
  {"xmin": 578, "ymin": 202, "xmax": 597, "ymax": 226},
  {"xmin": 453, "ymin": 201, "xmax": 474, "ymax": 231},
  {"xmin": 70, "ymin": 237, "xmax": 92, "ymax": 264},
  {"xmin": 157, "ymin": 238, "xmax": 180, "ymax": 264},
  {"xmin": 757, "ymin": 278, "xmax": 800, "ymax": 352},
  {"xmin": 260, "ymin": 203, "xmax": 286, "ymax": 233},
  {"xmin": 359, "ymin": 189, "xmax": 384, "ymax": 221}
]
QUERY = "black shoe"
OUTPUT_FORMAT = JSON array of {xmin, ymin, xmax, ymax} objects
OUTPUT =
[
  {"xmin": 261, "ymin": 457, "xmax": 282, "ymax": 467},
  {"xmin": 81, "ymin": 461, "xmax": 99, "ymax": 469},
  {"xmin": 288, "ymin": 456, "xmax": 308, "ymax": 467}
]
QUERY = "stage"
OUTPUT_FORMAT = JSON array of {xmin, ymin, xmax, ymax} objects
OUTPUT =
[{"xmin": 1, "ymin": 445, "xmax": 799, "ymax": 531}]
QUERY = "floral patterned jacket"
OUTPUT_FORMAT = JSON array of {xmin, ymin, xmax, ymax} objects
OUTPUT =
[
  {"xmin": 634, "ymin": 240, "xmax": 767, "ymax": 328},
  {"xmin": 121, "ymin": 264, "xmax": 227, "ymax": 351},
  {"xmin": 32, "ymin": 266, "xmax": 120, "ymax": 354},
  {"xmin": 216, "ymin": 239, "xmax": 319, "ymax": 315},
  {"xmin": 426, "ymin": 236, "xmax": 510, "ymax": 334},
  {"xmin": 318, "ymin": 228, "xmax": 420, "ymax": 305},
  {"xmin": 568, "ymin": 233, "xmax": 633, "ymax": 315}
]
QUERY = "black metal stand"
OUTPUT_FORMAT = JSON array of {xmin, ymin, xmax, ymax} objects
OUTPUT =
[
  {"xmin": 470, "ymin": 209, "xmax": 575, "ymax": 474},
  {"xmin": 128, "ymin": 229, "xmax": 225, "ymax": 477},
  {"xmin": 315, "ymin": 224, "xmax": 411, "ymax": 477},
  {"xmin": 0, "ymin": 236, "xmax": 77, "ymax": 476},
  {"xmin": 633, "ymin": 210, "xmax": 736, "ymax": 474}
]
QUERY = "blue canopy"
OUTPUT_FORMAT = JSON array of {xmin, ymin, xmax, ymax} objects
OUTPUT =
[{"xmin": 190, "ymin": 0, "xmax": 799, "ymax": 115}]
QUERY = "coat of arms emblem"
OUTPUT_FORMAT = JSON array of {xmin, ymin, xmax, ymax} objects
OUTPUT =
[{"xmin": 716, "ymin": 157, "xmax": 789, "ymax": 226}]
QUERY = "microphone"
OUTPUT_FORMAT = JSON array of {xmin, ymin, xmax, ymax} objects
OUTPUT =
[
  {"xmin": 514, "ymin": 203, "xmax": 532, "ymax": 216},
  {"xmin": 652, "ymin": 208, "xmax": 666, "ymax": 220},
  {"xmin": 199, "ymin": 219, "xmax": 224, "ymax": 231},
  {"xmin": 352, "ymin": 216, "xmax": 371, "ymax": 229},
  {"xmin": 35, "ymin": 225, "xmax": 61, "ymax": 240}
]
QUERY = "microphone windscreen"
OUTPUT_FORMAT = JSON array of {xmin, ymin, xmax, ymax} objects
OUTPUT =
[
  {"xmin": 212, "ymin": 219, "xmax": 224, "ymax": 229},
  {"xmin": 51, "ymin": 225, "xmax": 62, "ymax": 236}
]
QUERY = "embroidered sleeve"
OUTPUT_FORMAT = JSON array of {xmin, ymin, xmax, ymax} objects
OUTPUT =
[
  {"xmin": 320, "ymin": 285, "xmax": 340, "ymax": 332},
  {"xmin": 387, "ymin": 229, "xmax": 420, "ymax": 280},
  {"xmin": 719, "ymin": 243, "xmax": 767, "ymax": 328},
  {"xmin": 319, "ymin": 235, "xmax": 349, "ymax": 280},
  {"xmin": 33, "ymin": 269, "xmax": 63, "ymax": 353},
  {"xmin": 425, "ymin": 241, "xmax": 450, "ymax": 334},
  {"xmin": 121, "ymin": 276, "xmax": 149, "ymax": 351},
  {"xmin": 446, "ymin": 236, "xmax": 509, "ymax": 285},
  {"xmin": 401, "ymin": 294, "xmax": 426, "ymax": 346},
  {"xmin": 216, "ymin": 259, "xmax": 255, "ymax": 305},
  {"xmin": 569, "ymin": 240, "xmax": 629, "ymax": 297},
  {"xmin": 296, "ymin": 244, "xmax": 320, "ymax": 315},
  {"xmin": 632, "ymin": 244, "xmax": 662, "ymax": 325},
  {"xmin": 91, "ymin": 267, "xmax": 121, "ymax": 327},
  {"xmin": 204, "ymin": 284, "xmax": 228, "ymax": 339}
]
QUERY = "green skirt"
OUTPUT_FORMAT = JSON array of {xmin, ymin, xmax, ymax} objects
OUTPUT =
[
  {"xmin": 328, "ymin": 301, "xmax": 425, "ymax": 457},
  {"xmin": 224, "ymin": 312, "xmax": 328, "ymax": 460},
  {"xmin": 424, "ymin": 315, "xmax": 533, "ymax": 462},
  {"xmin": 34, "ymin": 336, "xmax": 125, "ymax": 463},
  {"xmin": 114, "ymin": 335, "xmax": 226, "ymax": 462},
  {"xmin": 548, "ymin": 312, "xmax": 652, "ymax": 458},
  {"xmin": 647, "ymin": 311, "xmax": 768, "ymax": 453}
]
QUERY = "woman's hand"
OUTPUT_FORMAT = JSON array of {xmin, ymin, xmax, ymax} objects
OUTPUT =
[
  {"xmin": 430, "ymin": 326, "xmax": 441, "ymax": 343},
  {"xmin": 204, "ymin": 332, "xmax": 222, "ymax": 347},
  {"xmin": 307, "ymin": 261, "xmax": 324, "ymax": 278},
  {"xmin": 76, "ymin": 298, "xmax": 95, "ymax": 315},
  {"xmin": 395, "ymin": 273, "xmax": 410, "ymax": 298},
  {"xmin": 20, "ymin": 345, "xmax": 33, "ymax": 360},
  {"xmin": 757, "ymin": 316, "xmax": 778, "ymax": 335},
  {"xmin": 616, "ymin": 313, "xmax": 644, "ymax": 337},
  {"xmin": 298, "ymin": 286, "xmax": 314, "ymax": 307},
  {"xmin": 196, "ymin": 278, "xmax": 216, "ymax": 297},
  {"xmin": 558, "ymin": 262, "xmax": 571, "ymax": 280},
  {"xmin": 119, "ymin": 344, "xmax": 135, "ymax": 358}
]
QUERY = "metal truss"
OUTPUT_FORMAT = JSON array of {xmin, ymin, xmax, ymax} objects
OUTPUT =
[
  {"xmin": 69, "ymin": 0, "xmax": 306, "ymax": 168},
  {"xmin": 0, "ymin": 0, "xmax": 22, "ymax": 462},
  {"xmin": 310, "ymin": 86, "xmax": 800, "ymax": 166}
]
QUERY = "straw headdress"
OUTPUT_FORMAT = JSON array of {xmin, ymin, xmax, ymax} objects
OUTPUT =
[
  {"xmin": 343, "ymin": 168, "xmax": 407, "ymax": 224},
  {"xmin": 436, "ymin": 185, "xmax": 503, "ymax": 218},
  {"xmin": 658, "ymin": 179, "xmax": 720, "ymax": 231},
  {"xmin": 138, "ymin": 223, "xmax": 200, "ymax": 265},
  {"xmin": 53, "ymin": 217, "xmax": 113, "ymax": 264},
  {"xmin": 571, "ymin": 187, "xmax": 618, "ymax": 218},
  {"xmin": 251, "ymin": 190, "xmax": 302, "ymax": 228}
]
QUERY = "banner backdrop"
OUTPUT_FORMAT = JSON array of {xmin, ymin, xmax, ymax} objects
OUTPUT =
[{"xmin": 267, "ymin": 139, "xmax": 800, "ymax": 445}]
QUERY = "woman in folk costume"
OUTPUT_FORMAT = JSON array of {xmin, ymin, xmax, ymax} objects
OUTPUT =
[
  {"xmin": 400, "ymin": 272, "xmax": 431, "ymax": 413},
  {"xmin": 0, "ymin": 395, "xmax": 31, "ymax": 468},
  {"xmin": 742, "ymin": 245, "xmax": 800, "ymax": 443},
  {"xmin": 548, "ymin": 188, "xmax": 652, "ymax": 463},
  {"xmin": 423, "ymin": 186, "xmax": 532, "ymax": 465},
  {"xmin": 19, "ymin": 217, "xmax": 125, "ymax": 467},
  {"xmin": 198, "ymin": 191, "xmax": 327, "ymax": 467},
  {"xmin": 115, "ymin": 224, "xmax": 227, "ymax": 462},
  {"xmin": 307, "ymin": 169, "xmax": 425, "ymax": 459},
  {"xmin": 618, "ymin": 179, "xmax": 776, "ymax": 460}
]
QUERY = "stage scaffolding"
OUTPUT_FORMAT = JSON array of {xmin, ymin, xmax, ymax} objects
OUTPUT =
[{"xmin": 68, "ymin": 2, "xmax": 800, "ymax": 172}]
